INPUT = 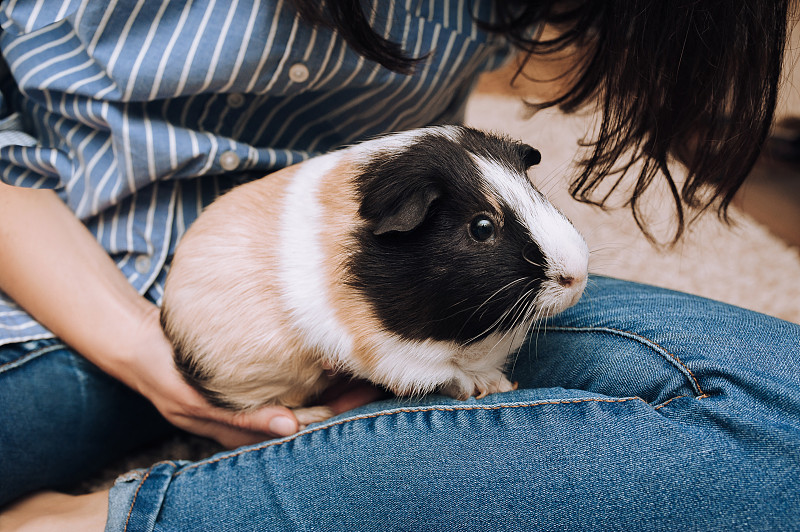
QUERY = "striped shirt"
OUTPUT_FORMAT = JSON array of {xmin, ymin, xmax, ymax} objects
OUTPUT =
[{"xmin": 0, "ymin": 0, "xmax": 512, "ymax": 347}]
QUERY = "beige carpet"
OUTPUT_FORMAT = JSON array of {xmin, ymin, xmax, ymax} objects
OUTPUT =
[{"xmin": 466, "ymin": 93, "xmax": 800, "ymax": 325}]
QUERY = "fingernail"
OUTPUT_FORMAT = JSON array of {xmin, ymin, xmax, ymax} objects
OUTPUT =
[{"xmin": 269, "ymin": 416, "xmax": 297, "ymax": 436}]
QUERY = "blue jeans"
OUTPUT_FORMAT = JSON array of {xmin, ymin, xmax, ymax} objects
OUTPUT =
[
  {"xmin": 0, "ymin": 339, "xmax": 173, "ymax": 505},
  {"xmin": 2, "ymin": 277, "xmax": 799, "ymax": 530}
]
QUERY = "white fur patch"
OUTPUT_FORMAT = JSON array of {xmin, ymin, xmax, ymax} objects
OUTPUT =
[
  {"xmin": 364, "ymin": 333, "xmax": 460, "ymax": 396},
  {"xmin": 362, "ymin": 329, "xmax": 518, "ymax": 399},
  {"xmin": 348, "ymin": 125, "xmax": 461, "ymax": 164},
  {"xmin": 278, "ymin": 152, "xmax": 355, "ymax": 360}
]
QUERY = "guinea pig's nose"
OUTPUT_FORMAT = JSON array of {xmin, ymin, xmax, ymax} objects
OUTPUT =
[{"xmin": 557, "ymin": 275, "xmax": 576, "ymax": 287}]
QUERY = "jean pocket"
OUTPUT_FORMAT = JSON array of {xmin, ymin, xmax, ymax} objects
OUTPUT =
[
  {"xmin": 0, "ymin": 338, "xmax": 66, "ymax": 374},
  {"xmin": 509, "ymin": 326, "xmax": 707, "ymax": 408}
]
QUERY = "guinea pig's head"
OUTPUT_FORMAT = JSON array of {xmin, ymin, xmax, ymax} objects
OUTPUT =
[{"xmin": 346, "ymin": 126, "xmax": 589, "ymax": 345}]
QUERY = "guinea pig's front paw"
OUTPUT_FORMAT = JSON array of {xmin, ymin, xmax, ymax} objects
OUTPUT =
[
  {"xmin": 474, "ymin": 374, "xmax": 518, "ymax": 400},
  {"xmin": 293, "ymin": 405, "xmax": 336, "ymax": 428},
  {"xmin": 441, "ymin": 372, "xmax": 517, "ymax": 401}
]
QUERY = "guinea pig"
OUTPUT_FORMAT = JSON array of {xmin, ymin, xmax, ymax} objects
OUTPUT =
[{"xmin": 160, "ymin": 125, "xmax": 589, "ymax": 425}]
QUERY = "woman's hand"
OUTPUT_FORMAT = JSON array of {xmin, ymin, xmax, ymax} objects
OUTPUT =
[
  {"xmin": 112, "ymin": 303, "xmax": 386, "ymax": 449},
  {"xmin": 113, "ymin": 304, "xmax": 298, "ymax": 447}
]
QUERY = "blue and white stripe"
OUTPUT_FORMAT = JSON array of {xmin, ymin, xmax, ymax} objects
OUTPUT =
[{"xmin": 0, "ymin": 0, "xmax": 511, "ymax": 346}]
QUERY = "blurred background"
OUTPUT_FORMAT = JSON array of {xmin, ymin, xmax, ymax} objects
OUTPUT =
[{"xmin": 468, "ymin": 21, "xmax": 800, "ymax": 324}]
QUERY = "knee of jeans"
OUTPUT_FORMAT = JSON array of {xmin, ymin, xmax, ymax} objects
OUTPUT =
[
  {"xmin": 515, "ymin": 276, "xmax": 800, "ymax": 408},
  {"xmin": 511, "ymin": 277, "xmax": 707, "ymax": 406},
  {"xmin": 0, "ymin": 340, "xmax": 171, "ymax": 504},
  {"xmin": 510, "ymin": 325, "xmax": 705, "ymax": 408}
]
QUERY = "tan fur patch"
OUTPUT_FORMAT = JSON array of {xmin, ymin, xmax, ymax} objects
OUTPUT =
[
  {"xmin": 314, "ymin": 154, "xmax": 387, "ymax": 377},
  {"xmin": 163, "ymin": 165, "xmax": 330, "ymax": 411}
]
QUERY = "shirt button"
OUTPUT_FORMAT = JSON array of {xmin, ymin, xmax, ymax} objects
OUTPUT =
[
  {"xmin": 288, "ymin": 63, "xmax": 310, "ymax": 83},
  {"xmin": 134, "ymin": 255, "xmax": 151, "ymax": 274},
  {"xmin": 227, "ymin": 93, "xmax": 246, "ymax": 108},
  {"xmin": 220, "ymin": 151, "xmax": 241, "ymax": 171}
]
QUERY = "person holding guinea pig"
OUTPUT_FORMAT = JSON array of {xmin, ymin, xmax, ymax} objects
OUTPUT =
[{"xmin": 1, "ymin": 1, "xmax": 798, "ymax": 530}]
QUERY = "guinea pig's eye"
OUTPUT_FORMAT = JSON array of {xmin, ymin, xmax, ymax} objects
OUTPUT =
[{"xmin": 469, "ymin": 215, "xmax": 496, "ymax": 243}]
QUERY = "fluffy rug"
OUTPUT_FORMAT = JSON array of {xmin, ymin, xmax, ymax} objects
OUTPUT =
[
  {"xmin": 466, "ymin": 93, "xmax": 800, "ymax": 325},
  {"xmin": 76, "ymin": 91, "xmax": 800, "ymax": 494}
]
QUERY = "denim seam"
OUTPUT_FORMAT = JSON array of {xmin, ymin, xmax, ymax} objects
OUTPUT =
[
  {"xmin": 124, "ymin": 466, "xmax": 154, "ymax": 532},
  {"xmin": 653, "ymin": 394, "xmax": 688, "ymax": 410},
  {"xmin": 124, "ymin": 460, "xmax": 178, "ymax": 532},
  {"xmin": 0, "ymin": 342, "xmax": 65, "ymax": 374},
  {"xmin": 172, "ymin": 396, "xmax": 645, "ymax": 478},
  {"xmin": 542, "ymin": 325, "xmax": 707, "ymax": 397}
]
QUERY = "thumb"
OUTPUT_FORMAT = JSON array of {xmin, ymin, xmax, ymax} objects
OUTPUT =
[{"xmin": 215, "ymin": 405, "xmax": 300, "ymax": 438}]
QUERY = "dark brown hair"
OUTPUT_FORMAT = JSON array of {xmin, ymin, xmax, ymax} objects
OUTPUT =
[{"xmin": 293, "ymin": 0, "xmax": 790, "ymax": 242}]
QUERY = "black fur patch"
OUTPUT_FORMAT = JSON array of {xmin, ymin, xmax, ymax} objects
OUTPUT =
[
  {"xmin": 161, "ymin": 308, "xmax": 240, "ymax": 409},
  {"xmin": 347, "ymin": 127, "xmax": 547, "ymax": 344}
]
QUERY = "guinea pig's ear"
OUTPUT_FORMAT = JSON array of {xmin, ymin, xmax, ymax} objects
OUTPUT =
[
  {"xmin": 372, "ymin": 186, "xmax": 441, "ymax": 235},
  {"xmin": 522, "ymin": 145, "xmax": 542, "ymax": 168}
]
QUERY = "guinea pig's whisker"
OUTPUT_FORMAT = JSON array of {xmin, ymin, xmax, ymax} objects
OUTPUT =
[
  {"xmin": 455, "ymin": 277, "xmax": 529, "ymax": 340},
  {"xmin": 425, "ymin": 281, "xmax": 519, "ymax": 327},
  {"xmin": 536, "ymin": 309, "xmax": 552, "ymax": 355},
  {"xmin": 471, "ymin": 278, "xmax": 527, "ymax": 318},
  {"xmin": 507, "ymin": 296, "xmax": 538, "ymax": 352},
  {"xmin": 444, "ymin": 297, "xmax": 476, "ymax": 312},
  {"xmin": 463, "ymin": 292, "xmax": 530, "ymax": 345},
  {"xmin": 514, "ymin": 285, "xmax": 543, "ymax": 326},
  {"xmin": 525, "ymin": 303, "xmax": 549, "ymax": 359},
  {"xmin": 424, "ymin": 296, "xmax": 479, "ymax": 323},
  {"xmin": 504, "ymin": 291, "xmax": 549, "ymax": 377},
  {"xmin": 530, "ymin": 297, "xmax": 554, "ymax": 333},
  {"xmin": 509, "ymin": 289, "xmax": 538, "ymax": 329},
  {"xmin": 475, "ymin": 286, "xmax": 538, "ymax": 346},
  {"xmin": 476, "ymin": 278, "xmax": 528, "ymax": 312},
  {"xmin": 521, "ymin": 247, "xmax": 546, "ymax": 269},
  {"xmin": 464, "ymin": 304, "xmax": 521, "ymax": 345},
  {"xmin": 509, "ymin": 298, "xmax": 545, "ymax": 376},
  {"xmin": 522, "ymin": 256, "xmax": 545, "ymax": 269},
  {"xmin": 523, "ymin": 297, "xmax": 544, "ymax": 336}
]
